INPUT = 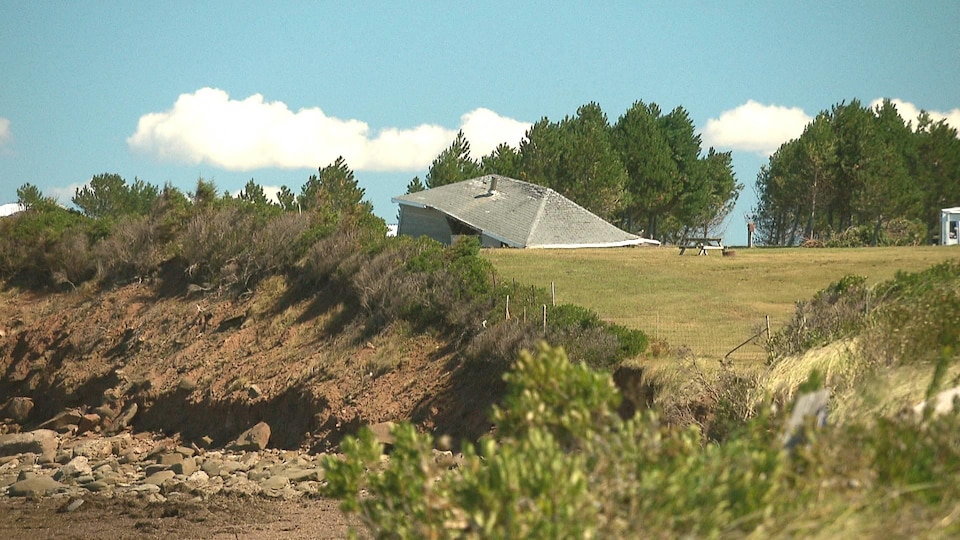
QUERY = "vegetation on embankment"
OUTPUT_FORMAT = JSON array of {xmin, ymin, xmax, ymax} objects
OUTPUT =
[
  {"xmin": 0, "ymin": 173, "xmax": 647, "ymax": 449},
  {"xmin": 324, "ymin": 260, "xmax": 960, "ymax": 538}
]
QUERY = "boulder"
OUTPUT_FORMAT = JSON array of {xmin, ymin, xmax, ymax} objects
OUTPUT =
[
  {"xmin": 38, "ymin": 409, "xmax": 84, "ymax": 431},
  {"xmin": 367, "ymin": 421, "xmax": 396, "ymax": 446},
  {"xmin": 8, "ymin": 475, "xmax": 65, "ymax": 497},
  {"xmin": 77, "ymin": 413, "xmax": 101, "ymax": 435},
  {"xmin": 4, "ymin": 397, "xmax": 34, "ymax": 422},
  {"xmin": 171, "ymin": 457, "xmax": 197, "ymax": 476},
  {"xmin": 0, "ymin": 429, "xmax": 58, "ymax": 458},
  {"xmin": 228, "ymin": 422, "xmax": 271, "ymax": 452},
  {"xmin": 110, "ymin": 403, "xmax": 138, "ymax": 432},
  {"xmin": 54, "ymin": 455, "xmax": 93, "ymax": 481}
]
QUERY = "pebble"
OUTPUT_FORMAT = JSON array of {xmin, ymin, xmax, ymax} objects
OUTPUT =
[{"xmin": 0, "ymin": 426, "xmax": 338, "ymax": 505}]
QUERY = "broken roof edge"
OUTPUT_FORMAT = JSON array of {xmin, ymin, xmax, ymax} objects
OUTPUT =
[
  {"xmin": 530, "ymin": 238, "xmax": 661, "ymax": 249},
  {"xmin": 393, "ymin": 198, "xmax": 525, "ymax": 248}
]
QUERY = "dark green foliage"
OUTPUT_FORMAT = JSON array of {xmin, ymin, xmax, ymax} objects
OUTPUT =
[
  {"xmin": 404, "ymin": 176, "xmax": 426, "ymax": 194},
  {"xmin": 480, "ymin": 143, "xmax": 522, "ymax": 178},
  {"xmin": 755, "ymin": 98, "xmax": 958, "ymax": 246},
  {"xmin": 544, "ymin": 304, "xmax": 648, "ymax": 369},
  {"xmin": 426, "ymin": 130, "xmax": 481, "ymax": 188},
  {"xmin": 823, "ymin": 218, "xmax": 927, "ymax": 247},
  {"xmin": 0, "ymin": 190, "xmax": 93, "ymax": 289},
  {"xmin": 72, "ymin": 173, "xmax": 159, "ymax": 220}
]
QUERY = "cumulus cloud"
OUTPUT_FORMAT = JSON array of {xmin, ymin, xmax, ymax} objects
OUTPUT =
[
  {"xmin": 702, "ymin": 100, "xmax": 813, "ymax": 156},
  {"xmin": 47, "ymin": 181, "xmax": 86, "ymax": 205},
  {"xmin": 128, "ymin": 88, "xmax": 530, "ymax": 172},
  {"xmin": 0, "ymin": 117, "xmax": 12, "ymax": 146},
  {"xmin": 869, "ymin": 98, "xmax": 960, "ymax": 133},
  {"xmin": 460, "ymin": 108, "xmax": 531, "ymax": 158}
]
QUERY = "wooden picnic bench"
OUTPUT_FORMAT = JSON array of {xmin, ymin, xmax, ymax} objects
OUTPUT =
[{"xmin": 678, "ymin": 237, "xmax": 724, "ymax": 256}]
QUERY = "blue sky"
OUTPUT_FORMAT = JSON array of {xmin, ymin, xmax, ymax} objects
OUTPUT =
[{"xmin": 1, "ymin": 1, "xmax": 958, "ymax": 244}]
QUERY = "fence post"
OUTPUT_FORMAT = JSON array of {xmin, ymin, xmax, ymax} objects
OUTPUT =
[
  {"xmin": 551, "ymin": 281, "xmax": 556, "ymax": 306},
  {"xmin": 505, "ymin": 295, "xmax": 510, "ymax": 320},
  {"xmin": 542, "ymin": 304, "xmax": 547, "ymax": 334},
  {"xmin": 765, "ymin": 315, "xmax": 771, "ymax": 338}
]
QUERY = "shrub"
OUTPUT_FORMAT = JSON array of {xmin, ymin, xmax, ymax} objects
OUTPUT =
[
  {"xmin": 767, "ymin": 274, "xmax": 872, "ymax": 360},
  {"xmin": 94, "ymin": 215, "xmax": 159, "ymax": 283},
  {"xmin": 322, "ymin": 342, "xmax": 794, "ymax": 538},
  {"xmin": 0, "ymin": 205, "xmax": 91, "ymax": 289}
]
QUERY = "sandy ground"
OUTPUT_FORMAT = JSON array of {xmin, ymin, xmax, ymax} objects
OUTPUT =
[{"xmin": 0, "ymin": 494, "xmax": 366, "ymax": 539}]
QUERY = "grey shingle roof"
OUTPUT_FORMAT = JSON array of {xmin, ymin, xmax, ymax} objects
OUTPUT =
[{"xmin": 392, "ymin": 175, "xmax": 657, "ymax": 248}]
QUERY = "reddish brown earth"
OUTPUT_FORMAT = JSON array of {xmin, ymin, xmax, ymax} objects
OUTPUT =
[{"xmin": 0, "ymin": 277, "xmax": 506, "ymax": 537}]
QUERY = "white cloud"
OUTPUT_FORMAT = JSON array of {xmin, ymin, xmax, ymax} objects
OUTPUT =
[
  {"xmin": 128, "ymin": 88, "xmax": 531, "ymax": 172},
  {"xmin": 232, "ymin": 184, "xmax": 283, "ymax": 204},
  {"xmin": 869, "ymin": 98, "xmax": 960, "ymax": 133},
  {"xmin": 459, "ymin": 108, "xmax": 531, "ymax": 158},
  {"xmin": 47, "ymin": 181, "xmax": 86, "ymax": 205},
  {"xmin": 0, "ymin": 117, "xmax": 11, "ymax": 146},
  {"xmin": 702, "ymin": 100, "xmax": 813, "ymax": 156}
]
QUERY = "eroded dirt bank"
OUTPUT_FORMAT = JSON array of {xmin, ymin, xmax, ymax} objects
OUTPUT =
[{"xmin": 0, "ymin": 278, "xmax": 504, "ymax": 451}]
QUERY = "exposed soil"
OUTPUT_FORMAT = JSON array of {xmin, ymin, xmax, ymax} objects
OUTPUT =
[
  {"xmin": 0, "ymin": 277, "xmax": 507, "ymax": 537},
  {"xmin": 0, "ymin": 494, "xmax": 363, "ymax": 539}
]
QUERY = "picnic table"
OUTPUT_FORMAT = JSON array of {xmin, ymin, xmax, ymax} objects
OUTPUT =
[{"xmin": 678, "ymin": 237, "xmax": 725, "ymax": 255}]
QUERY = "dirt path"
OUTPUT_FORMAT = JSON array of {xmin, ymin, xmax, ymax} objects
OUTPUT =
[{"xmin": 0, "ymin": 495, "xmax": 364, "ymax": 539}]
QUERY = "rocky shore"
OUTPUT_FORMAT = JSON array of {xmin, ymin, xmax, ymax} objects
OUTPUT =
[{"xmin": 0, "ymin": 409, "xmax": 333, "ymax": 506}]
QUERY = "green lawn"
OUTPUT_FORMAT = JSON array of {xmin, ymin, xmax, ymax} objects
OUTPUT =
[{"xmin": 484, "ymin": 246, "xmax": 960, "ymax": 362}]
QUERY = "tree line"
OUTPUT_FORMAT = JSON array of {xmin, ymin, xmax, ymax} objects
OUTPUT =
[
  {"xmin": 754, "ymin": 98, "xmax": 960, "ymax": 246},
  {"xmin": 415, "ymin": 101, "xmax": 742, "ymax": 242}
]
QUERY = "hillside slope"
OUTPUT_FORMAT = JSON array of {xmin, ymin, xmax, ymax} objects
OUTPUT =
[{"xmin": 0, "ymin": 276, "xmax": 504, "ymax": 451}]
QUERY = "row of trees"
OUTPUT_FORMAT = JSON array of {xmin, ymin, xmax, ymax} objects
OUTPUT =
[
  {"xmin": 416, "ymin": 101, "xmax": 742, "ymax": 241},
  {"xmin": 754, "ymin": 98, "xmax": 960, "ymax": 246}
]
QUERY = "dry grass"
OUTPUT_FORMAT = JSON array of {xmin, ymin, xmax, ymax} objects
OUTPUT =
[{"xmin": 484, "ymin": 246, "xmax": 960, "ymax": 362}]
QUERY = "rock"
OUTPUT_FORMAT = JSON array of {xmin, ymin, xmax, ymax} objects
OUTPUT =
[
  {"xmin": 39, "ymin": 409, "xmax": 84, "ymax": 431},
  {"xmin": 144, "ymin": 464, "xmax": 171, "ymax": 476},
  {"xmin": 247, "ymin": 384, "xmax": 263, "ymax": 399},
  {"xmin": 4, "ymin": 397, "xmax": 34, "ymax": 422},
  {"xmin": 77, "ymin": 414, "xmax": 101, "ymax": 435},
  {"xmin": 228, "ymin": 422, "xmax": 271, "ymax": 452},
  {"xmin": 144, "ymin": 469, "xmax": 176, "ymax": 486},
  {"xmin": 283, "ymin": 467, "xmax": 323, "ymax": 483},
  {"xmin": 8, "ymin": 475, "xmax": 65, "ymax": 497},
  {"xmin": 782, "ymin": 389, "xmax": 830, "ymax": 449},
  {"xmin": 171, "ymin": 457, "xmax": 197, "ymax": 476},
  {"xmin": 83, "ymin": 481, "xmax": 109, "ymax": 492},
  {"xmin": 0, "ymin": 429, "xmax": 58, "ymax": 458},
  {"xmin": 111, "ymin": 403, "xmax": 138, "ymax": 432},
  {"xmin": 59, "ymin": 497, "xmax": 85, "ymax": 513},
  {"xmin": 158, "ymin": 453, "xmax": 183, "ymax": 466},
  {"xmin": 177, "ymin": 377, "xmax": 198, "ymax": 392},
  {"xmin": 54, "ymin": 456, "xmax": 92, "ymax": 481},
  {"xmin": 260, "ymin": 475, "xmax": 289, "ymax": 491},
  {"xmin": 367, "ymin": 421, "xmax": 396, "ymax": 446},
  {"xmin": 69, "ymin": 438, "xmax": 114, "ymax": 460}
]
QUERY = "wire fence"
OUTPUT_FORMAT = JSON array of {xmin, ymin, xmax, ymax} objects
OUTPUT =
[{"xmin": 631, "ymin": 312, "xmax": 775, "ymax": 364}]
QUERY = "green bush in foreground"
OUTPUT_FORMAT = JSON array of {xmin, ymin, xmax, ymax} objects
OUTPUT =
[
  {"xmin": 322, "ymin": 342, "xmax": 792, "ymax": 538},
  {"xmin": 323, "ymin": 341, "xmax": 960, "ymax": 538}
]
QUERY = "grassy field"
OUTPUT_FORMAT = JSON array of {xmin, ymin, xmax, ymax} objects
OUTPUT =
[{"xmin": 484, "ymin": 246, "xmax": 960, "ymax": 362}]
